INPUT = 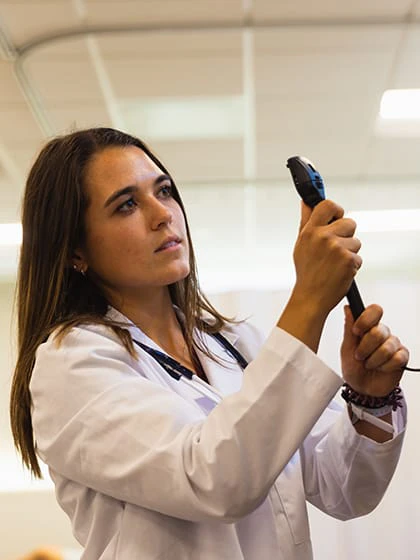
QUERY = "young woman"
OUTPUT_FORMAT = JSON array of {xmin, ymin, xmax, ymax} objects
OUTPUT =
[{"xmin": 10, "ymin": 127, "xmax": 408, "ymax": 559}]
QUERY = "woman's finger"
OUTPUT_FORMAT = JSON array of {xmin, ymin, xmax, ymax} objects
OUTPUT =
[
  {"xmin": 328, "ymin": 217, "xmax": 358, "ymax": 238},
  {"xmin": 309, "ymin": 199, "xmax": 344, "ymax": 226},
  {"xmin": 355, "ymin": 323, "xmax": 391, "ymax": 361},
  {"xmin": 362, "ymin": 335, "xmax": 403, "ymax": 370},
  {"xmin": 352, "ymin": 304, "xmax": 383, "ymax": 336},
  {"xmin": 298, "ymin": 201, "xmax": 313, "ymax": 233}
]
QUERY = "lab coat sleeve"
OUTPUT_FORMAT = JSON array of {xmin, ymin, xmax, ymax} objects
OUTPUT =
[
  {"xmin": 299, "ymin": 395, "xmax": 407, "ymax": 520},
  {"xmin": 233, "ymin": 321, "xmax": 407, "ymax": 520},
  {"xmin": 30, "ymin": 324, "xmax": 343, "ymax": 523}
]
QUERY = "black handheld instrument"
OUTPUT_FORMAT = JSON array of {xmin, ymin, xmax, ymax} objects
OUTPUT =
[{"xmin": 286, "ymin": 156, "xmax": 365, "ymax": 319}]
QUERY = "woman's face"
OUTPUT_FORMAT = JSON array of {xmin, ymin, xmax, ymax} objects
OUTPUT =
[{"xmin": 75, "ymin": 145, "xmax": 190, "ymax": 301}]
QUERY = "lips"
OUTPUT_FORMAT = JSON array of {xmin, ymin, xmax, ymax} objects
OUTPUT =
[{"xmin": 155, "ymin": 236, "xmax": 182, "ymax": 252}]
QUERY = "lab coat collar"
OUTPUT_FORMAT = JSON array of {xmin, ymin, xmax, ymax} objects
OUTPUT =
[
  {"xmin": 105, "ymin": 305, "xmax": 244, "ymax": 396},
  {"xmin": 105, "ymin": 305, "xmax": 240, "ymax": 352},
  {"xmin": 105, "ymin": 306, "xmax": 162, "ymax": 350}
]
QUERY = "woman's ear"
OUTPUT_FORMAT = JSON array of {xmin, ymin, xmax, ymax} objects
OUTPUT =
[{"xmin": 71, "ymin": 250, "xmax": 88, "ymax": 275}]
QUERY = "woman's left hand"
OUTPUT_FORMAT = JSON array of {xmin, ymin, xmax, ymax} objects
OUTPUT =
[{"xmin": 341, "ymin": 304, "xmax": 409, "ymax": 396}]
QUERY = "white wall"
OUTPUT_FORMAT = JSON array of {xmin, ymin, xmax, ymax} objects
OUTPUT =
[
  {"xmin": 0, "ymin": 282, "xmax": 15, "ymax": 456},
  {"xmin": 213, "ymin": 282, "xmax": 420, "ymax": 560},
  {"xmin": 1, "ymin": 237, "xmax": 420, "ymax": 558},
  {"xmin": 0, "ymin": 282, "xmax": 82, "ymax": 559}
]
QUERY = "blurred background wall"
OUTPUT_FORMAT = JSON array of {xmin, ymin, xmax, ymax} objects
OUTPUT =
[{"xmin": 2, "ymin": 1, "xmax": 420, "ymax": 558}]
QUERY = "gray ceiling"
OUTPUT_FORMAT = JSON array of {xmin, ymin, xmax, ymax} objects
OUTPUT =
[{"xmin": 1, "ymin": 0, "xmax": 420, "ymax": 281}]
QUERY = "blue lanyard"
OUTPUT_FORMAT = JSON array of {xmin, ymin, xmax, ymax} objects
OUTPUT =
[
  {"xmin": 211, "ymin": 332, "xmax": 248, "ymax": 370},
  {"xmin": 133, "ymin": 331, "xmax": 248, "ymax": 382}
]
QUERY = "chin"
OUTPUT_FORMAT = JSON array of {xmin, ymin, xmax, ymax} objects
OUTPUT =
[
  {"xmin": 170, "ymin": 266, "xmax": 191, "ymax": 284},
  {"xmin": 156, "ymin": 263, "xmax": 189, "ymax": 286}
]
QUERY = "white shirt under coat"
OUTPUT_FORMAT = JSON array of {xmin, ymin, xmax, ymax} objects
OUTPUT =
[{"xmin": 30, "ymin": 309, "xmax": 407, "ymax": 559}]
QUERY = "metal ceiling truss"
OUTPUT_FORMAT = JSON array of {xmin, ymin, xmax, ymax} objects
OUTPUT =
[{"xmin": 1, "ymin": 11, "xmax": 419, "ymax": 171}]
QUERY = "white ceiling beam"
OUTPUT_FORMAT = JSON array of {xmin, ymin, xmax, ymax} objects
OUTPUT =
[
  {"xmin": 0, "ymin": 17, "xmax": 17, "ymax": 61},
  {"xmin": 84, "ymin": 36, "xmax": 125, "ymax": 129},
  {"xmin": 15, "ymin": 15, "xmax": 420, "ymax": 59},
  {"xmin": 71, "ymin": 0, "xmax": 124, "ymax": 128}
]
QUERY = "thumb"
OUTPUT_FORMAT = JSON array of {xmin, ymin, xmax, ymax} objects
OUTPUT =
[{"xmin": 298, "ymin": 201, "xmax": 313, "ymax": 233}]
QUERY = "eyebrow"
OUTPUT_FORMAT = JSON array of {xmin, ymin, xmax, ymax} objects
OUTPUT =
[{"xmin": 103, "ymin": 174, "xmax": 172, "ymax": 208}]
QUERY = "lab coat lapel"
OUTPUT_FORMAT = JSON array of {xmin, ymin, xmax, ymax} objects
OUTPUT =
[
  {"xmin": 106, "ymin": 306, "xmax": 244, "ymax": 398},
  {"xmin": 195, "ymin": 330, "xmax": 244, "ymax": 397}
]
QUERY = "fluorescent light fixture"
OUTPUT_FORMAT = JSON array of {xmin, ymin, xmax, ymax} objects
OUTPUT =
[
  {"xmin": 348, "ymin": 208, "xmax": 420, "ymax": 232},
  {"xmin": 380, "ymin": 89, "xmax": 420, "ymax": 119},
  {"xmin": 0, "ymin": 223, "xmax": 22, "ymax": 246},
  {"xmin": 119, "ymin": 95, "xmax": 244, "ymax": 141},
  {"xmin": 376, "ymin": 89, "xmax": 420, "ymax": 136}
]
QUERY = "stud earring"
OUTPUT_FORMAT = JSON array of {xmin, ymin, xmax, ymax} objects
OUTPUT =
[{"xmin": 73, "ymin": 264, "xmax": 87, "ymax": 276}]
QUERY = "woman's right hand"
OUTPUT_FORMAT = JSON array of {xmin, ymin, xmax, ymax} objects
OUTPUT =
[
  {"xmin": 292, "ymin": 199, "xmax": 362, "ymax": 318},
  {"xmin": 277, "ymin": 199, "xmax": 362, "ymax": 353}
]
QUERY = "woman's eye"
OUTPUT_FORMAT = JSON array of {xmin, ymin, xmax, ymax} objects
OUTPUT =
[
  {"xmin": 159, "ymin": 184, "xmax": 173, "ymax": 198},
  {"xmin": 117, "ymin": 197, "xmax": 137, "ymax": 213}
]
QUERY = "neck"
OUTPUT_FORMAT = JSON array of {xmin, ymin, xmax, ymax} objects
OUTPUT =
[
  {"xmin": 109, "ymin": 286, "xmax": 184, "ymax": 352},
  {"xmin": 108, "ymin": 285, "xmax": 207, "ymax": 380}
]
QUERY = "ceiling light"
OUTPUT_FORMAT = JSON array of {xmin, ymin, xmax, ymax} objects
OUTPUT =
[
  {"xmin": 348, "ymin": 209, "xmax": 420, "ymax": 232},
  {"xmin": 119, "ymin": 96, "xmax": 244, "ymax": 141},
  {"xmin": 379, "ymin": 89, "xmax": 420, "ymax": 119}
]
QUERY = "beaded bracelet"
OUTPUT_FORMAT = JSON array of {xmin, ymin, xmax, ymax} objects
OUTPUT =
[{"xmin": 341, "ymin": 383, "xmax": 403, "ymax": 411}]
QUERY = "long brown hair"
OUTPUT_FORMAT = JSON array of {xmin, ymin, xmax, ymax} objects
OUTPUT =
[{"xmin": 10, "ymin": 127, "xmax": 231, "ymax": 477}]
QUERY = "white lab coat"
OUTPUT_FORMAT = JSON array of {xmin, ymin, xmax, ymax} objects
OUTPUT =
[{"xmin": 30, "ymin": 308, "xmax": 406, "ymax": 560}]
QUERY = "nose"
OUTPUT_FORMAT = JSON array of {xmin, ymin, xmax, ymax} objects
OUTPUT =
[{"xmin": 148, "ymin": 196, "xmax": 173, "ymax": 230}]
